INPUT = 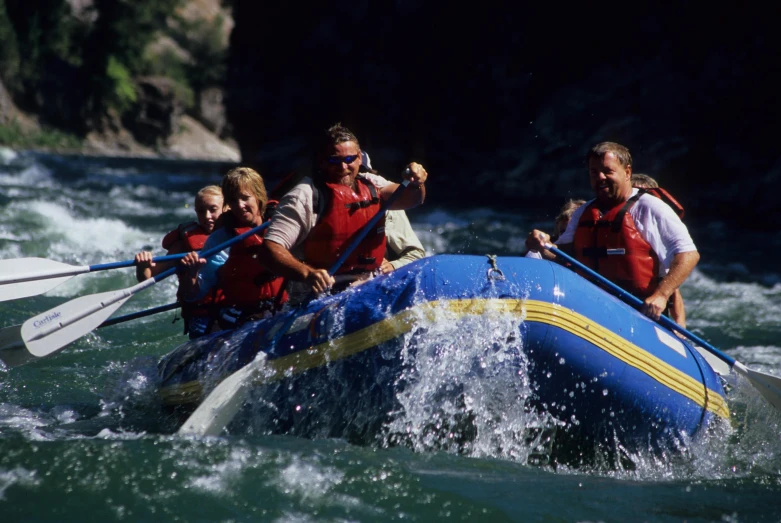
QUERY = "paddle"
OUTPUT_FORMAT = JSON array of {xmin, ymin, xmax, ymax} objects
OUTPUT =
[
  {"xmin": 545, "ymin": 244, "xmax": 781, "ymax": 411},
  {"xmin": 0, "ymin": 253, "xmax": 191, "ymax": 302},
  {"xmin": 97, "ymin": 302, "xmax": 180, "ymax": 328},
  {"xmin": 178, "ymin": 179, "xmax": 412, "ymax": 436},
  {"xmin": 0, "ymin": 302, "xmax": 181, "ymax": 368},
  {"xmin": 15, "ymin": 222, "xmax": 270, "ymax": 363}
]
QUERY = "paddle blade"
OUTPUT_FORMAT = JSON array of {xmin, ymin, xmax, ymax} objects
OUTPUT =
[
  {"xmin": 0, "ymin": 275, "xmax": 76, "ymax": 302},
  {"xmin": 694, "ymin": 345, "xmax": 732, "ymax": 377},
  {"xmin": 0, "ymin": 324, "xmax": 37, "ymax": 368},
  {"xmin": 21, "ymin": 289, "xmax": 133, "ymax": 358},
  {"xmin": 178, "ymin": 353, "xmax": 267, "ymax": 436},
  {"xmin": 738, "ymin": 364, "xmax": 781, "ymax": 411},
  {"xmin": 0, "ymin": 257, "xmax": 85, "ymax": 301}
]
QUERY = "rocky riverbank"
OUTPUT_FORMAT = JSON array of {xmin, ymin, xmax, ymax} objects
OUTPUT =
[{"xmin": 1, "ymin": 76, "xmax": 239, "ymax": 163}]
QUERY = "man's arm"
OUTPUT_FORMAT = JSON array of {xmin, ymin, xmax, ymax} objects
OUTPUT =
[
  {"xmin": 384, "ymin": 211, "xmax": 425, "ymax": 272},
  {"xmin": 641, "ymin": 250, "xmax": 699, "ymax": 321},
  {"xmin": 668, "ymin": 289, "xmax": 686, "ymax": 328},
  {"xmin": 376, "ymin": 162, "xmax": 428, "ymax": 210},
  {"xmin": 258, "ymin": 240, "xmax": 334, "ymax": 294}
]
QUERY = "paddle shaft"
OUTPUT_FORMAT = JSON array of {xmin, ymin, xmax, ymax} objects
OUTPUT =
[
  {"xmin": 98, "ymin": 302, "xmax": 180, "ymax": 328},
  {"xmin": 545, "ymin": 244, "xmax": 735, "ymax": 366},
  {"xmin": 328, "ymin": 179, "xmax": 410, "ymax": 276},
  {"xmin": 21, "ymin": 221, "xmax": 270, "ymax": 352},
  {"xmin": 0, "ymin": 253, "xmax": 189, "ymax": 285},
  {"xmin": 24, "ymin": 278, "xmax": 157, "ymax": 342},
  {"xmin": 151, "ymin": 220, "xmax": 272, "ymax": 284},
  {"xmin": 0, "ymin": 302, "xmax": 180, "ymax": 356}
]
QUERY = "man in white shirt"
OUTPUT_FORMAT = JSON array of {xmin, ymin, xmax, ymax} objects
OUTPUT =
[{"xmin": 525, "ymin": 142, "xmax": 699, "ymax": 324}]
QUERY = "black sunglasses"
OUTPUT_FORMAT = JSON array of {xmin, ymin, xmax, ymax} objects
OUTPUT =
[{"xmin": 326, "ymin": 155, "xmax": 360, "ymax": 166}]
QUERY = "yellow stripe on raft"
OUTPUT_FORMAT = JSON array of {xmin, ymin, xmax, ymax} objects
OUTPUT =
[{"xmin": 159, "ymin": 298, "xmax": 729, "ymax": 419}]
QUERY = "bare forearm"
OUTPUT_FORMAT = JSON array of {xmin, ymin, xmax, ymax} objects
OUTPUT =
[
  {"xmin": 656, "ymin": 251, "xmax": 700, "ymax": 301},
  {"xmin": 259, "ymin": 241, "xmax": 312, "ymax": 282},
  {"xmin": 389, "ymin": 183, "xmax": 425, "ymax": 210},
  {"xmin": 668, "ymin": 290, "xmax": 686, "ymax": 327}
]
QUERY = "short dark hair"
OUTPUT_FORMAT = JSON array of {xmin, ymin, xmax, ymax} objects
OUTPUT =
[
  {"xmin": 586, "ymin": 142, "xmax": 632, "ymax": 168},
  {"xmin": 316, "ymin": 123, "xmax": 360, "ymax": 155}
]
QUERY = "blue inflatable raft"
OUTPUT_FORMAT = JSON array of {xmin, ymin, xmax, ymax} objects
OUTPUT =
[{"xmin": 157, "ymin": 254, "xmax": 729, "ymax": 463}]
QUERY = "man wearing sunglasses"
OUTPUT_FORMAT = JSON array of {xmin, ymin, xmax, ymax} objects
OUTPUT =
[{"xmin": 259, "ymin": 123, "xmax": 428, "ymax": 300}]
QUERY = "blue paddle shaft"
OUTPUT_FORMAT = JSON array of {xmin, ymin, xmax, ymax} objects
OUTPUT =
[
  {"xmin": 89, "ymin": 253, "xmax": 189, "ymax": 272},
  {"xmin": 545, "ymin": 244, "xmax": 736, "ymax": 367},
  {"xmin": 153, "ymin": 221, "xmax": 271, "ymax": 283},
  {"xmin": 99, "ymin": 302, "xmax": 180, "ymax": 328},
  {"xmin": 328, "ymin": 180, "xmax": 411, "ymax": 276}
]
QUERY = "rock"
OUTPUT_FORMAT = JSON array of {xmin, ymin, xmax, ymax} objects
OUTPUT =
[
  {"xmin": 161, "ymin": 114, "xmax": 239, "ymax": 161},
  {"xmin": 0, "ymin": 77, "xmax": 39, "ymax": 132},
  {"xmin": 84, "ymin": 108, "xmax": 157, "ymax": 157},
  {"xmin": 122, "ymin": 76, "xmax": 186, "ymax": 148},
  {"xmin": 196, "ymin": 86, "xmax": 228, "ymax": 137}
]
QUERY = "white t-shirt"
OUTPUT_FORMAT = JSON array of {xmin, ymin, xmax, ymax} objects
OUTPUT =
[
  {"xmin": 264, "ymin": 173, "xmax": 393, "ymax": 258},
  {"xmin": 556, "ymin": 189, "xmax": 696, "ymax": 275}
]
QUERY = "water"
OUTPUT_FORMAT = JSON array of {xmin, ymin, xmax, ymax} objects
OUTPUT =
[{"xmin": 1, "ymin": 149, "xmax": 780, "ymax": 522}]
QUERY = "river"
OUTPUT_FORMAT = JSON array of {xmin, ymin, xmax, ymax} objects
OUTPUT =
[{"xmin": 1, "ymin": 150, "xmax": 780, "ymax": 522}]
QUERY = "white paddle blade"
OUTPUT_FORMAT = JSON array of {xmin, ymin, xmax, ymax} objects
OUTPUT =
[
  {"xmin": 736, "ymin": 363, "xmax": 781, "ymax": 411},
  {"xmin": 0, "ymin": 324, "xmax": 37, "ymax": 368},
  {"xmin": 178, "ymin": 353, "xmax": 267, "ymax": 437},
  {"xmin": 0, "ymin": 257, "xmax": 89, "ymax": 302},
  {"xmin": 694, "ymin": 345, "xmax": 732, "ymax": 377},
  {"xmin": 0, "ymin": 275, "xmax": 74, "ymax": 302},
  {"xmin": 21, "ymin": 289, "xmax": 133, "ymax": 358}
]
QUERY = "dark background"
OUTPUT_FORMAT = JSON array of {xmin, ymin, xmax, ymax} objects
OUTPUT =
[{"xmin": 225, "ymin": 2, "xmax": 781, "ymax": 230}]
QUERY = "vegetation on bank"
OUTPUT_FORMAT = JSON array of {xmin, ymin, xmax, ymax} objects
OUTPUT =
[
  {"xmin": 0, "ymin": 0, "xmax": 228, "ymax": 138},
  {"xmin": 0, "ymin": 119, "xmax": 81, "ymax": 150}
]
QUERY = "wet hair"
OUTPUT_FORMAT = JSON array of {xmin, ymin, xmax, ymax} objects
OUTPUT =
[
  {"xmin": 585, "ymin": 142, "xmax": 632, "ymax": 168},
  {"xmin": 195, "ymin": 185, "xmax": 223, "ymax": 206},
  {"xmin": 554, "ymin": 198, "xmax": 586, "ymax": 237},
  {"xmin": 222, "ymin": 167, "xmax": 268, "ymax": 216},
  {"xmin": 631, "ymin": 173, "xmax": 659, "ymax": 189}
]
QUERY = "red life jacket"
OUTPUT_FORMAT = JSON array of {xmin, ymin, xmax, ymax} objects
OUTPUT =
[
  {"xmin": 573, "ymin": 194, "xmax": 660, "ymax": 299},
  {"xmin": 218, "ymin": 226, "xmax": 287, "ymax": 308},
  {"xmin": 162, "ymin": 222, "xmax": 208, "ymax": 251},
  {"xmin": 160, "ymin": 222, "xmax": 224, "ymax": 333},
  {"xmin": 302, "ymin": 175, "xmax": 386, "ymax": 274},
  {"xmin": 637, "ymin": 187, "xmax": 685, "ymax": 219}
]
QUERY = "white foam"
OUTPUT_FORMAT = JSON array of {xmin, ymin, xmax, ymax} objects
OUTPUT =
[
  {"xmin": 0, "ymin": 163, "xmax": 54, "ymax": 187},
  {"xmin": 0, "ymin": 466, "xmax": 40, "ymax": 500},
  {"xmin": 25, "ymin": 200, "xmax": 152, "ymax": 259},
  {"xmin": 277, "ymin": 457, "xmax": 345, "ymax": 500},
  {"xmin": 684, "ymin": 268, "xmax": 781, "ymax": 337},
  {"xmin": 0, "ymin": 147, "xmax": 17, "ymax": 164},
  {"xmin": 188, "ymin": 447, "xmax": 253, "ymax": 493}
]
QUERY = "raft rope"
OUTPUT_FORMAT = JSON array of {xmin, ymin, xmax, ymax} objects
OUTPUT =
[{"xmin": 486, "ymin": 254, "xmax": 506, "ymax": 281}]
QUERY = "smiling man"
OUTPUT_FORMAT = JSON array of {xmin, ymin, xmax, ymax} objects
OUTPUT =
[
  {"xmin": 526, "ymin": 142, "xmax": 699, "ymax": 323},
  {"xmin": 259, "ymin": 123, "xmax": 428, "ymax": 299}
]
